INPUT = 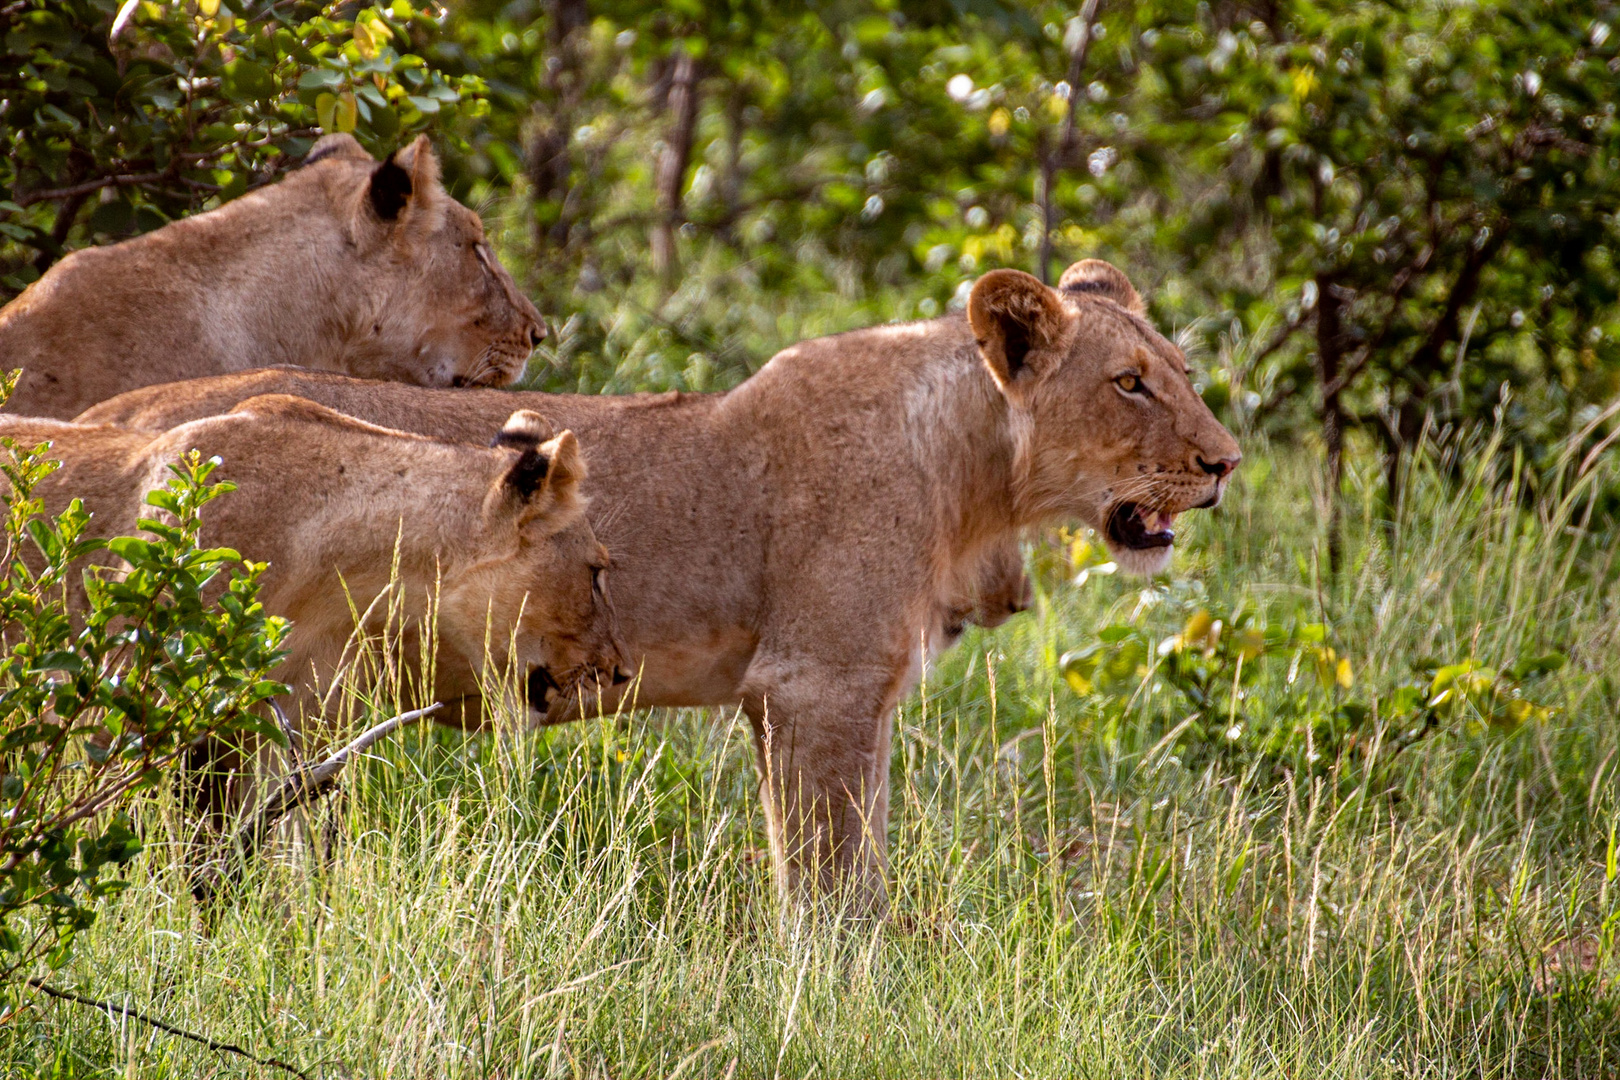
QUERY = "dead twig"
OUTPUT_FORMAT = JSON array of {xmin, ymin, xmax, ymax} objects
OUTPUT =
[
  {"xmin": 25, "ymin": 978, "xmax": 312, "ymax": 1080},
  {"xmin": 189, "ymin": 702, "xmax": 442, "ymax": 904}
]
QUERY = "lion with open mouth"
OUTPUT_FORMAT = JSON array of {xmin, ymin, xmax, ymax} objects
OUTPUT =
[{"xmin": 80, "ymin": 259, "xmax": 1239, "ymax": 909}]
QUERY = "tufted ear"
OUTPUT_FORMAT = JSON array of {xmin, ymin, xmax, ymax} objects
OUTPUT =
[
  {"xmin": 967, "ymin": 270, "xmax": 1072, "ymax": 391},
  {"xmin": 488, "ymin": 412, "xmax": 587, "ymax": 528},
  {"xmin": 1056, "ymin": 259, "xmax": 1145, "ymax": 315},
  {"xmin": 367, "ymin": 135, "xmax": 444, "ymax": 230}
]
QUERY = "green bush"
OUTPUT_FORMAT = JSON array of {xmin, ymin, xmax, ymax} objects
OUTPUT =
[
  {"xmin": 0, "ymin": 0, "xmax": 485, "ymax": 292},
  {"xmin": 0, "ymin": 426, "xmax": 287, "ymax": 1003}
]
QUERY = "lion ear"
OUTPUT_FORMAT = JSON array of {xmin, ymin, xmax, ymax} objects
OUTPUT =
[
  {"xmin": 489, "ymin": 409, "xmax": 555, "ymax": 450},
  {"xmin": 967, "ymin": 269, "xmax": 1072, "ymax": 391},
  {"xmin": 1057, "ymin": 259, "xmax": 1145, "ymax": 315},
  {"xmin": 367, "ymin": 135, "xmax": 444, "ymax": 231},
  {"xmin": 491, "ymin": 417, "xmax": 587, "ymax": 528}
]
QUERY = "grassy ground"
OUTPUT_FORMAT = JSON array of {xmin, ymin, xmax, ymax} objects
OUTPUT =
[{"xmin": 5, "ymin": 431, "xmax": 1619, "ymax": 1079}]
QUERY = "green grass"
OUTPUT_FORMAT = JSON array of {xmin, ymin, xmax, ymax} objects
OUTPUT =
[{"xmin": 5, "ymin": 433, "xmax": 1619, "ymax": 1079}]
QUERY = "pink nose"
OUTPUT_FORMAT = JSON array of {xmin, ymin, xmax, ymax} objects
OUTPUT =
[{"xmin": 1197, "ymin": 454, "xmax": 1240, "ymax": 479}]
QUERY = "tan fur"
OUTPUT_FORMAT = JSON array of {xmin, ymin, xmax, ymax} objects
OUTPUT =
[
  {"xmin": 0, "ymin": 396, "xmax": 622, "ymax": 730},
  {"xmin": 0, "ymin": 135, "xmax": 544, "ymax": 418},
  {"xmin": 78, "ymin": 261, "xmax": 1239, "ymax": 908}
]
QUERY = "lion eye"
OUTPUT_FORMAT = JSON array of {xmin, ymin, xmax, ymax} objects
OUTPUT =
[{"xmin": 1115, "ymin": 374, "xmax": 1144, "ymax": 394}]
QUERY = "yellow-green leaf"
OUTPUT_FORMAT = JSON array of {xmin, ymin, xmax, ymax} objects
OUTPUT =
[
  {"xmin": 316, "ymin": 92, "xmax": 337, "ymax": 131},
  {"xmin": 1234, "ymin": 628, "xmax": 1265, "ymax": 661},
  {"xmin": 198, "ymin": 0, "xmax": 219, "ymax": 15},
  {"xmin": 335, "ymin": 92, "xmax": 358, "ymax": 133},
  {"xmin": 353, "ymin": 21, "xmax": 378, "ymax": 59},
  {"xmin": 1182, "ymin": 609, "xmax": 1213, "ymax": 648}
]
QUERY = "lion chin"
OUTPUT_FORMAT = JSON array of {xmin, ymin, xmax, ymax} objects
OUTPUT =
[
  {"xmin": 1108, "ymin": 541, "xmax": 1176, "ymax": 577},
  {"xmin": 1103, "ymin": 501, "xmax": 1179, "ymax": 577}
]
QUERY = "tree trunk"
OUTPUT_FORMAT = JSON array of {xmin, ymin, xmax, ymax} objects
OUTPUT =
[
  {"xmin": 1036, "ymin": 0, "xmax": 1100, "ymax": 284},
  {"xmin": 651, "ymin": 47, "xmax": 699, "ymax": 286},
  {"xmin": 1316, "ymin": 272, "xmax": 1346, "ymax": 576},
  {"xmin": 527, "ymin": 0, "xmax": 590, "ymax": 256}
]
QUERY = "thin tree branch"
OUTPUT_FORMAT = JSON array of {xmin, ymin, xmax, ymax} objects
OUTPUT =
[
  {"xmin": 25, "ymin": 978, "xmax": 312, "ymax": 1080},
  {"xmin": 11, "ymin": 173, "xmax": 166, "ymax": 209},
  {"xmin": 1234, "ymin": 311, "xmax": 1307, "ymax": 387},
  {"xmin": 1319, "ymin": 344, "xmax": 1374, "ymax": 401},
  {"xmin": 1058, "ymin": 0, "xmax": 1103, "ymax": 156},
  {"xmin": 190, "ymin": 702, "xmax": 442, "ymax": 904}
]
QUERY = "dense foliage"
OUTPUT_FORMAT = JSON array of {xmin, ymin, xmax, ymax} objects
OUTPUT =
[
  {"xmin": 414, "ymin": 0, "xmax": 1620, "ymax": 473},
  {"xmin": 0, "ymin": 0, "xmax": 485, "ymax": 292},
  {"xmin": 0, "ymin": 426, "xmax": 287, "ymax": 999},
  {"xmin": 6, "ymin": 1, "xmax": 1617, "ymax": 486}
]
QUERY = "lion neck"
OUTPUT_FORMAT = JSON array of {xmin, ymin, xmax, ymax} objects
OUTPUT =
[
  {"xmin": 132, "ymin": 168, "xmax": 391, "ymax": 373},
  {"xmin": 257, "ymin": 439, "xmax": 504, "ymax": 710},
  {"xmin": 747, "ymin": 315, "xmax": 1024, "ymax": 556}
]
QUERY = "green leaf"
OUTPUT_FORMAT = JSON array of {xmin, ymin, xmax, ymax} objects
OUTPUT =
[
  {"xmin": 221, "ymin": 59, "xmax": 274, "ymax": 102},
  {"xmin": 299, "ymin": 68, "xmax": 344, "ymax": 91}
]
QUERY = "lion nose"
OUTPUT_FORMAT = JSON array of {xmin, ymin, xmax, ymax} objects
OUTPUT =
[
  {"xmin": 612, "ymin": 665, "xmax": 632, "ymax": 686},
  {"xmin": 1196, "ymin": 453, "xmax": 1240, "ymax": 479},
  {"xmin": 527, "ymin": 322, "xmax": 546, "ymax": 348}
]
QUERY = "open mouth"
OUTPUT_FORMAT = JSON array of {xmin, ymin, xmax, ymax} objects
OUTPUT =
[
  {"xmin": 1106, "ymin": 502, "xmax": 1177, "ymax": 551},
  {"xmin": 526, "ymin": 666, "xmax": 562, "ymax": 711}
]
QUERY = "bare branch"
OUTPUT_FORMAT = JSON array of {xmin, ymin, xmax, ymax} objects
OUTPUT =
[
  {"xmin": 1058, "ymin": 0, "xmax": 1104, "ymax": 158},
  {"xmin": 27, "ymin": 978, "xmax": 312, "ymax": 1080},
  {"xmin": 12, "ymin": 173, "xmax": 167, "ymax": 209},
  {"xmin": 1037, "ymin": 0, "xmax": 1102, "ymax": 283},
  {"xmin": 1234, "ymin": 311, "xmax": 1307, "ymax": 387},
  {"xmin": 190, "ymin": 702, "xmax": 443, "ymax": 904}
]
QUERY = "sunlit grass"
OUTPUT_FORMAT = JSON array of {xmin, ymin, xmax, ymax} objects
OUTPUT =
[{"xmin": 6, "ymin": 435, "xmax": 1618, "ymax": 1078}]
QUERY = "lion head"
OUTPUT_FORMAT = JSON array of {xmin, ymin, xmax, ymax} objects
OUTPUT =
[
  {"xmin": 446, "ymin": 409, "xmax": 628, "ymax": 717},
  {"xmin": 968, "ymin": 261, "xmax": 1241, "ymax": 575},
  {"xmin": 301, "ymin": 133, "xmax": 544, "ymax": 388}
]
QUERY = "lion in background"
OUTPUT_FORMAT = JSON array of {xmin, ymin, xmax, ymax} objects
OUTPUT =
[{"xmin": 0, "ymin": 135, "xmax": 544, "ymax": 418}]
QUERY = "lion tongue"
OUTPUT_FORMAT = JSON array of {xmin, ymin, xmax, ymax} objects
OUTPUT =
[{"xmin": 1139, "ymin": 508, "xmax": 1176, "ymax": 534}]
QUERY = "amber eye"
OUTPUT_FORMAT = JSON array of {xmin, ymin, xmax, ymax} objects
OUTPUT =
[{"xmin": 1115, "ymin": 374, "xmax": 1142, "ymax": 394}]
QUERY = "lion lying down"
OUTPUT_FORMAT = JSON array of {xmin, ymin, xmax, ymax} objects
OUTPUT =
[
  {"xmin": 0, "ymin": 135, "xmax": 544, "ymax": 418},
  {"xmin": 84, "ymin": 261, "xmax": 1240, "ymax": 909},
  {"xmin": 0, "ymin": 394, "xmax": 624, "ymax": 731}
]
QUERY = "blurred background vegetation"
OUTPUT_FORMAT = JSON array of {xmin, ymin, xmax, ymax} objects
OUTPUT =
[
  {"xmin": 4, "ymin": 4, "xmax": 1620, "ymax": 1071},
  {"xmin": 4, "ymin": 0, "xmax": 1619, "ymax": 521}
]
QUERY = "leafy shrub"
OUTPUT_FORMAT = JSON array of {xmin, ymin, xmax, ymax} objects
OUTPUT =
[
  {"xmin": 1056, "ymin": 577, "xmax": 1563, "ymax": 783},
  {"xmin": 0, "ymin": 431, "xmax": 287, "ymax": 1001},
  {"xmin": 0, "ymin": 0, "xmax": 486, "ymax": 293}
]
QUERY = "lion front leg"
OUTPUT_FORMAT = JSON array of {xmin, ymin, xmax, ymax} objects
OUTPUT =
[{"xmin": 742, "ymin": 664, "xmax": 903, "ymax": 916}]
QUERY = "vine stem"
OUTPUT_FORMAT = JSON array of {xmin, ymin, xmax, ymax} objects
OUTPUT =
[{"xmin": 25, "ymin": 978, "xmax": 313, "ymax": 1080}]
